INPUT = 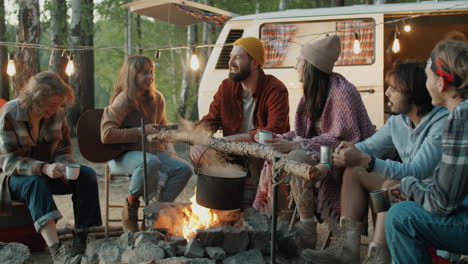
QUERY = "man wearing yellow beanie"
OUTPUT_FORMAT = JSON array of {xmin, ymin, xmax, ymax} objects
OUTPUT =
[{"xmin": 191, "ymin": 37, "xmax": 290, "ymax": 208}]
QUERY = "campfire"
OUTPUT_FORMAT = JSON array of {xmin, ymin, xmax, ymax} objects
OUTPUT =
[
  {"xmin": 181, "ymin": 195, "xmax": 219, "ymax": 239},
  {"xmin": 148, "ymin": 194, "xmax": 244, "ymax": 240}
]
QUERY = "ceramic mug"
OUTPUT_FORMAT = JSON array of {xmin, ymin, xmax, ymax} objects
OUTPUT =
[{"xmin": 65, "ymin": 164, "xmax": 80, "ymax": 180}]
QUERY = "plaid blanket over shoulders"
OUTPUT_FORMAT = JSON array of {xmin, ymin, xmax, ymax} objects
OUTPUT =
[{"xmin": 254, "ymin": 73, "xmax": 375, "ymax": 230}]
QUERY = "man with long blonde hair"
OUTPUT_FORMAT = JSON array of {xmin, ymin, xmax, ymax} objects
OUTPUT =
[{"xmin": 0, "ymin": 71, "xmax": 102, "ymax": 264}]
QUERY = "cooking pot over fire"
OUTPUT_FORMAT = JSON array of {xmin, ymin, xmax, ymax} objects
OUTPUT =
[{"xmin": 196, "ymin": 166, "xmax": 247, "ymax": 210}]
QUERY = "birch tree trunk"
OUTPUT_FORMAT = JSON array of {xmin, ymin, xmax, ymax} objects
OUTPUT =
[
  {"xmin": 147, "ymin": 131, "xmax": 320, "ymax": 181},
  {"xmin": 279, "ymin": 0, "xmax": 287, "ymax": 11},
  {"xmin": 0, "ymin": 0, "xmax": 9, "ymax": 99},
  {"xmin": 125, "ymin": 0, "xmax": 132, "ymax": 56},
  {"xmin": 13, "ymin": 0, "xmax": 40, "ymax": 96},
  {"xmin": 68, "ymin": 0, "xmax": 94, "ymax": 135},
  {"xmin": 49, "ymin": 0, "xmax": 68, "ymax": 81}
]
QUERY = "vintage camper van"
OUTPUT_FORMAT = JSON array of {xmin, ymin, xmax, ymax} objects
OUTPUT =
[{"xmin": 198, "ymin": 1, "xmax": 468, "ymax": 129}]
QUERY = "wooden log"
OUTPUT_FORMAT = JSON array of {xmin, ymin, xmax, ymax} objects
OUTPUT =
[{"xmin": 147, "ymin": 130, "xmax": 320, "ymax": 181}]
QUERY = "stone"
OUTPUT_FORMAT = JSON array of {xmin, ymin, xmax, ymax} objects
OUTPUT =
[
  {"xmin": 223, "ymin": 249, "xmax": 264, "ymax": 264},
  {"xmin": 242, "ymin": 208, "xmax": 270, "ymax": 232},
  {"xmin": 248, "ymin": 230, "xmax": 270, "ymax": 255},
  {"xmin": 205, "ymin": 247, "xmax": 226, "ymax": 260},
  {"xmin": 190, "ymin": 258, "xmax": 216, "ymax": 264},
  {"xmin": 176, "ymin": 245, "xmax": 186, "ymax": 256},
  {"xmin": 184, "ymin": 238, "xmax": 204, "ymax": 258},
  {"xmin": 158, "ymin": 240, "xmax": 177, "ymax": 257},
  {"xmin": 121, "ymin": 246, "xmax": 136, "ymax": 264},
  {"xmin": 169, "ymin": 236, "xmax": 187, "ymax": 246},
  {"xmin": 81, "ymin": 239, "xmax": 106, "ymax": 264},
  {"xmin": 154, "ymin": 257, "xmax": 191, "ymax": 264},
  {"xmin": 0, "ymin": 242, "xmax": 30, "ymax": 264},
  {"xmin": 118, "ymin": 232, "xmax": 135, "ymax": 249},
  {"xmin": 221, "ymin": 225, "xmax": 249, "ymax": 255},
  {"xmin": 195, "ymin": 226, "xmax": 223, "ymax": 247},
  {"xmin": 98, "ymin": 240, "xmax": 121, "ymax": 264},
  {"xmin": 134, "ymin": 231, "xmax": 161, "ymax": 247},
  {"xmin": 133, "ymin": 241, "xmax": 165, "ymax": 262}
]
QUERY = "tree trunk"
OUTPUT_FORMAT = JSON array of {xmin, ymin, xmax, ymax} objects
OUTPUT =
[
  {"xmin": 178, "ymin": 24, "xmax": 198, "ymax": 121},
  {"xmin": 279, "ymin": 0, "xmax": 287, "ymax": 11},
  {"xmin": 187, "ymin": 24, "xmax": 199, "ymax": 121},
  {"xmin": 255, "ymin": 2, "xmax": 261, "ymax": 14},
  {"xmin": 136, "ymin": 14, "xmax": 142, "ymax": 54},
  {"xmin": 125, "ymin": 0, "xmax": 132, "ymax": 56},
  {"xmin": 0, "ymin": 0, "xmax": 9, "ymax": 99},
  {"xmin": 330, "ymin": 0, "xmax": 344, "ymax": 7},
  {"xmin": 374, "ymin": 0, "xmax": 385, "ymax": 4},
  {"xmin": 68, "ymin": 0, "xmax": 94, "ymax": 135},
  {"xmin": 13, "ymin": 0, "xmax": 40, "ymax": 96},
  {"xmin": 49, "ymin": 0, "xmax": 68, "ymax": 81},
  {"xmin": 147, "ymin": 131, "xmax": 320, "ymax": 181}
]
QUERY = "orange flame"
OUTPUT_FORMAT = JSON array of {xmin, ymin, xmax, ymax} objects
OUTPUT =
[{"xmin": 181, "ymin": 195, "xmax": 219, "ymax": 240}]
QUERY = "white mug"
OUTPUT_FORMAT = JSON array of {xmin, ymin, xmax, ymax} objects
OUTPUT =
[
  {"xmin": 259, "ymin": 130, "xmax": 273, "ymax": 144},
  {"xmin": 65, "ymin": 164, "xmax": 80, "ymax": 180}
]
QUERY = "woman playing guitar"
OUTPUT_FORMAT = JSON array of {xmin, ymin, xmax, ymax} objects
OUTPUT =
[{"xmin": 100, "ymin": 55, "xmax": 193, "ymax": 232}]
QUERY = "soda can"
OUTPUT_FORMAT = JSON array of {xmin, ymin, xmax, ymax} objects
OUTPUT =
[
  {"xmin": 320, "ymin": 145, "xmax": 333, "ymax": 164},
  {"xmin": 259, "ymin": 130, "xmax": 273, "ymax": 144}
]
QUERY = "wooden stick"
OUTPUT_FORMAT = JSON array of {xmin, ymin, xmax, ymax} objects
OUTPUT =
[{"xmin": 147, "ymin": 130, "xmax": 320, "ymax": 181}]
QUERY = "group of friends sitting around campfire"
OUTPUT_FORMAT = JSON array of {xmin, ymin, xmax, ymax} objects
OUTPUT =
[{"xmin": 0, "ymin": 34, "xmax": 466, "ymax": 264}]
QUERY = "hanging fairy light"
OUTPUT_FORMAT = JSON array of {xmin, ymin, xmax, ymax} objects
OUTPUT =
[
  {"xmin": 7, "ymin": 53, "xmax": 16, "ymax": 76},
  {"xmin": 403, "ymin": 21, "xmax": 411, "ymax": 32},
  {"xmin": 392, "ymin": 30, "xmax": 400, "ymax": 54},
  {"xmin": 190, "ymin": 48, "xmax": 200, "ymax": 71},
  {"xmin": 353, "ymin": 32, "xmax": 362, "ymax": 54},
  {"xmin": 65, "ymin": 53, "xmax": 75, "ymax": 76}
]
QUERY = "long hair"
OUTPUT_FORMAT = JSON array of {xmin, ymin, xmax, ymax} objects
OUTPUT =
[
  {"xmin": 110, "ymin": 55, "xmax": 157, "ymax": 118},
  {"xmin": 297, "ymin": 61, "xmax": 330, "ymax": 136},
  {"xmin": 431, "ymin": 41, "xmax": 468, "ymax": 99},
  {"xmin": 385, "ymin": 61, "xmax": 433, "ymax": 117},
  {"xmin": 18, "ymin": 71, "xmax": 75, "ymax": 112}
]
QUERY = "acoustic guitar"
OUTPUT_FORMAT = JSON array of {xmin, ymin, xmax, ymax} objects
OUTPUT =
[{"xmin": 77, "ymin": 109, "xmax": 177, "ymax": 163}]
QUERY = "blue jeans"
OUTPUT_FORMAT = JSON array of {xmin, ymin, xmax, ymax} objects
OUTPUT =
[
  {"xmin": 385, "ymin": 197, "xmax": 468, "ymax": 264},
  {"xmin": 8, "ymin": 165, "xmax": 102, "ymax": 232},
  {"xmin": 109, "ymin": 151, "xmax": 193, "ymax": 202}
]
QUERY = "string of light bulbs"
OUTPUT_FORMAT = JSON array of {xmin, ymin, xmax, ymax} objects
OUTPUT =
[{"xmin": 3, "ymin": 2, "xmax": 467, "ymax": 76}]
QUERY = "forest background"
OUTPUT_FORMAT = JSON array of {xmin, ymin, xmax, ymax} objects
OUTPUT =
[{"xmin": 0, "ymin": 0, "xmax": 442, "ymax": 133}]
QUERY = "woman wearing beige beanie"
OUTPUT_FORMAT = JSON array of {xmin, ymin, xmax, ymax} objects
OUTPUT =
[{"xmin": 253, "ymin": 35, "xmax": 374, "ymax": 249}]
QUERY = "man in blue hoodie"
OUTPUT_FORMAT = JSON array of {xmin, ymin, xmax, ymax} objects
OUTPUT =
[{"xmin": 301, "ymin": 61, "xmax": 449, "ymax": 264}]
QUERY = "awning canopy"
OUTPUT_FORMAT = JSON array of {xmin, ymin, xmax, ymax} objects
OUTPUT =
[{"xmin": 122, "ymin": 0, "xmax": 233, "ymax": 27}]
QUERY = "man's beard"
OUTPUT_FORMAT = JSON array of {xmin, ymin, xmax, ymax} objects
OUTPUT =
[{"xmin": 229, "ymin": 67, "xmax": 251, "ymax": 82}]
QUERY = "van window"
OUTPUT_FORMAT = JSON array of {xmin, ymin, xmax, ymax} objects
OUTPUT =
[
  {"xmin": 260, "ymin": 19, "xmax": 375, "ymax": 68},
  {"xmin": 215, "ymin": 29, "xmax": 244, "ymax": 69}
]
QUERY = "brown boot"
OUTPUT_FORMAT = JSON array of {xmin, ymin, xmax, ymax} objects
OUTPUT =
[
  {"xmin": 122, "ymin": 198, "xmax": 139, "ymax": 232},
  {"xmin": 362, "ymin": 242, "xmax": 391, "ymax": 264},
  {"xmin": 49, "ymin": 242, "xmax": 81, "ymax": 264},
  {"xmin": 301, "ymin": 217, "xmax": 362, "ymax": 264},
  {"xmin": 295, "ymin": 221, "xmax": 318, "ymax": 249}
]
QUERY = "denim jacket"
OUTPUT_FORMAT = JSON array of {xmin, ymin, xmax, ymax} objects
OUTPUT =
[{"xmin": 356, "ymin": 106, "xmax": 449, "ymax": 180}]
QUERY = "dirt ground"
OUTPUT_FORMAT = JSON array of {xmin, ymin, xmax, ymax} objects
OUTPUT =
[{"xmin": 25, "ymin": 139, "xmax": 372, "ymax": 263}]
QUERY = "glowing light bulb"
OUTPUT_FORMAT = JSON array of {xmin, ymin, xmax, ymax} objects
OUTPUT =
[
  {"xmin": 65, "ymin": 55, "xmax": 75, "ymax": 76},
  {"xmin": 353, "ymin": 32, "xmax": 361, "ymax": 54},
  {"xmin": 392, "ymin": 32, "xmax": 400, "ymax": 54},
  {"xmin": 404, "ymin": 24, "xmax": 411, "ymax": 32},
  {"xmin": 190, "ymin": 52, "xmax": 199, "ymax": 71},
  {"xmin": 6, "ymin": 53, "xmax": 16, "ymax": 76}
]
